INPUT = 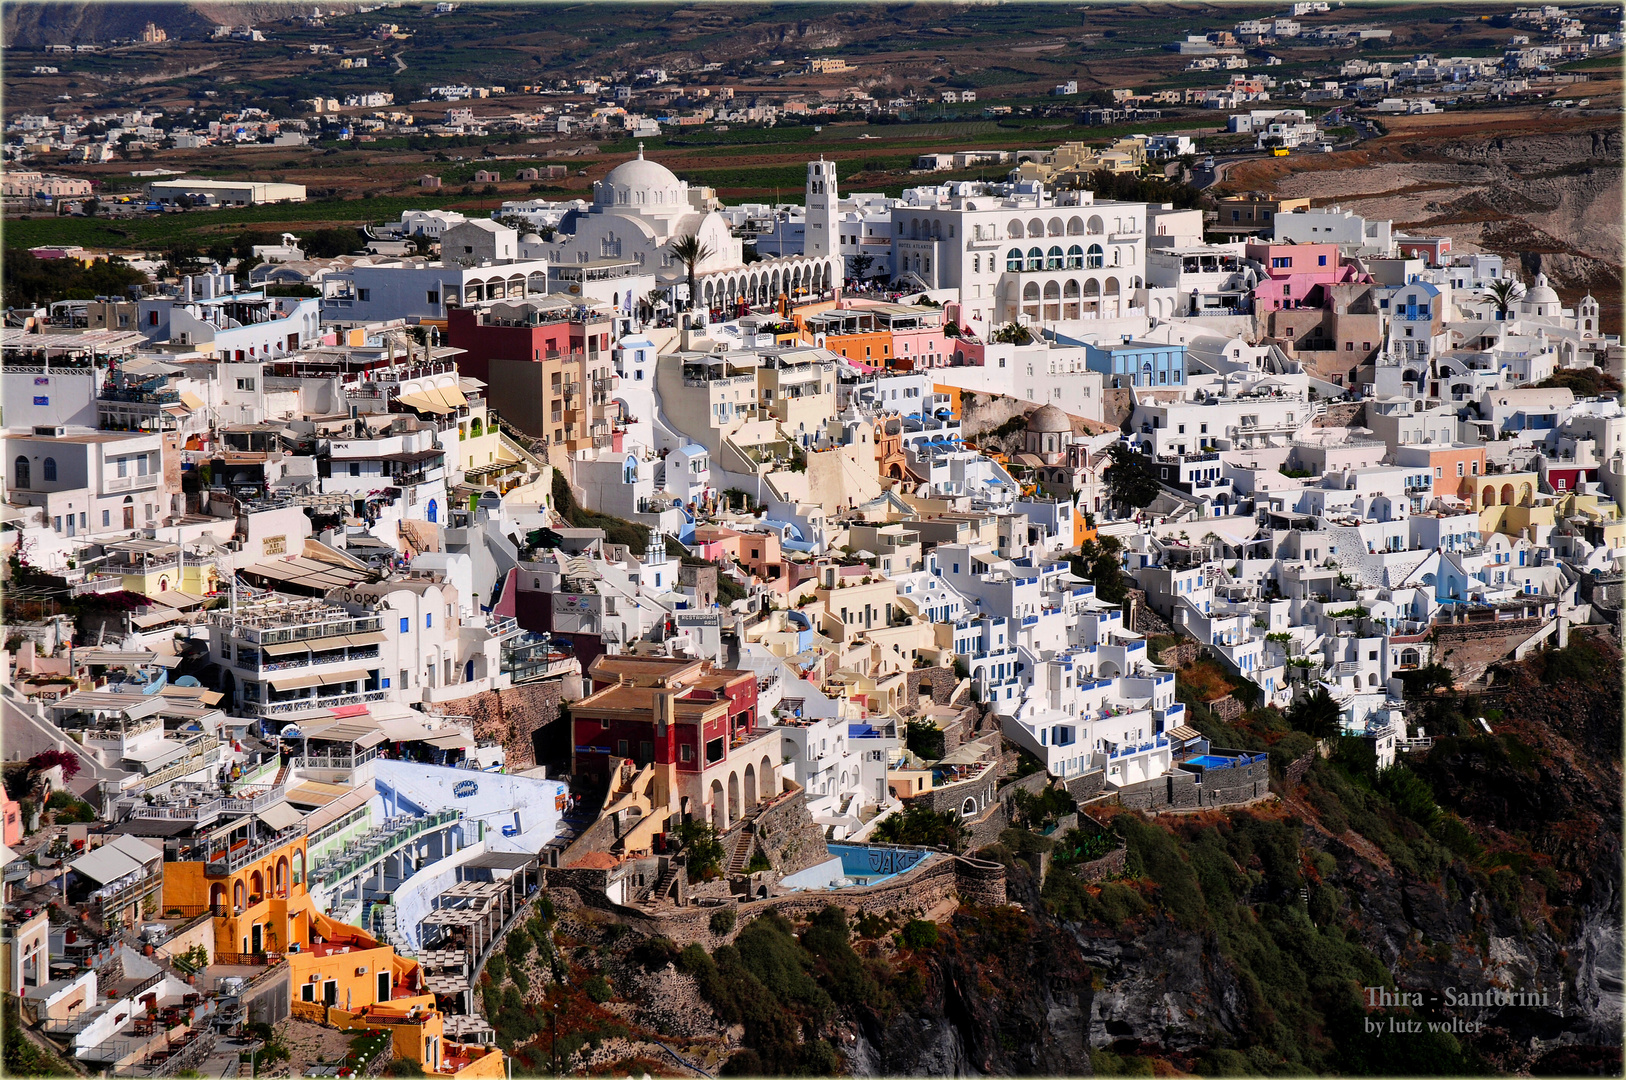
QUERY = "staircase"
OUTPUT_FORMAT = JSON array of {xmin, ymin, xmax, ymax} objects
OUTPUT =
[
  {"xmin": 643, "ymin": 859, "xmax": 681, "ymax": 904},
  {"xmin": 272, "ymin": 763, "xmax": 289, "ymax": 787},
  {"xmin": 726, "ymin": 828, "xmax": 756, "ymax": 875}
]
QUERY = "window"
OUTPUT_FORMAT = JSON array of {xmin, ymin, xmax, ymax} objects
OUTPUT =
[
  {"xmin": 426, "ymin": 290, "xmax": 439, "ymax": 305},
  {"xmin": 1067, "ymin": 244, "xmax": 1084, "ymax": 269},
  {"xmin": 680, "ymin": 744, "xmax": 694, "ymax": 762},
  {"xmin": 1272, "ymin": 257, "xmax": 1292, "ymax": 268},
  {"xmin": 149, "ymin": 310, "xmax": 159, "ymax": 326},
  {"xmin": 1318, "ymin": 255, "xmax": 1328, "ymax": 266},
  {"xmin": 1471, "ymin": 461, "xmax": 1479, "ymax": 476},
  {"xmin": 1086, "ymin": 244, "xmax": 1104, "ymax": 269},
  {"xmin": 1456, "ymin": 462, "xmax": 1464, "ymax": 477},
  {"xmin": 425, "ymin": 613, "xmax": 432, "ymax": 628},
  {"xmin": 350, "ymin": 462, "xmax": 361, "ymax": 476},
  {"xmin": 1046, "ymin": 245, "xmax": 1063, "ymax": 270},
  {"xmin": 1006, "ymin": 248, "xmax": 1022, "ymax": 272},
  {"xmin": 400, "ymin": 617, "xmax": 410, "ymax": 633},
  {"xmin": 117, "ymin": 457, "xmax": 128, "ymax": 478},
  {"xmin": 42, "ymin": 457, "xmax": 56, "ymax": 482},
  {"xmin": 357, "ymin": 289, "xmax": 371, "ymax": 302},
  {"xmin": 400, "ymin": 669, "xmax": 409, "ymax": 688},
  {"xmin": 236, "ymin": 378, "xmax": 256, "ymax": 391},
  {"xmin": 1026, "ymin": 247, "xmax": 1044, "ymax": 271},
  {"xmin": 102, "ymin": 510, "xmax": 110, "ymax": 527},
  {"xmin": 53, "ymin": 516, "xmax": 61, "ymax": 532},
  {"xmin": 1434, "ymin": 467, "xmax": 1442, "ymax": 478}
]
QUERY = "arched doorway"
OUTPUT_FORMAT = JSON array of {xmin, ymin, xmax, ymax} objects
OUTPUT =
[
  {"xmin": 727, "ymin": 772, "xmax": 741, "ymax": 825},
  {"xmin": 710, "ymin": 780, "xmax": 725, "ymax": 829},
  {"xmin": 760, "ymin": 755, "xmax": 774, "ymax": 801},
  {"xmin": 743, "ymin": 763, "xmax": 757, "ymax": 808}
]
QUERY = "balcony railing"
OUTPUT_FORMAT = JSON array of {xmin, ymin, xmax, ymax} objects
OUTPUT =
[
  {"xmin": 245, "ymin": 688, "xmax": 390, "ymax": 717},
  {"xmin": 199, "ymin": 824, "xmax": 307, "ymax": 876},
  {"xmin": 71, "ymin": 575, "xmax": 125, "ymax": 597},
  {"xmin": 289, "ymin": 746, "xmax": 380, "ymax": 772}
]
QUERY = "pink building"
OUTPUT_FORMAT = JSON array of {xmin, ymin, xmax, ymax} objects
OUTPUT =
[{"xmin": 1244, "ymin": 241, "xmax": 1354, "ymax": 311}]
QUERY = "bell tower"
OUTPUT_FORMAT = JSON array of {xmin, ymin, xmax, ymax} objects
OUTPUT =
[{"xmin": 805, "ymin": 158, "xmax": 837, "ymax": 260}]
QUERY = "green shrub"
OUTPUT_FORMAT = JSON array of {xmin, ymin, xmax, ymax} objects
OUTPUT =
[
  {"xmin": 483, "ymin": 955, "xmax": 506, "ymax": 983},
  {"xmin": 897, "ymin": 920, "xmax": 939, "ymax": 950},
  {"xmin": 509, "ymin": 967, "xmax": 529, "ymax": 994},
  {"xmin": 709, "ymin": 908, "xmax": 737, "ymax": 936},
  {"xmin": 504, "ymin": 927, "xmax": 532, "ymax": 963},
  {"xmin": 582, "ymin": 974, "xmax": 612, "ymax": 1003}
]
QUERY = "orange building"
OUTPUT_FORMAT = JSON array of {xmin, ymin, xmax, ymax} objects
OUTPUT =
[
  {"xmin": 161, "ymin": 814, "xmax": 497, "ymax": 1075},
  {"xmin": 1393, "ymin": 444, "xmax": 1488, "ymax": 505}
]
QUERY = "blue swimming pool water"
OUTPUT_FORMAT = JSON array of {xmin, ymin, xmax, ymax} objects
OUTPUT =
[{"xmin": 1184, "ymin": 755, "xmax": 1233, "ymax": 768}]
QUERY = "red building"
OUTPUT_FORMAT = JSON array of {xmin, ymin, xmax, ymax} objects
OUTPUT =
[
  {"xmin": 572, "ymin": 655, "xmax": 773, "ymax": 830},
  {"xmin": 445, "ymin": 303, "xmax": 618, "ymax": 447}
]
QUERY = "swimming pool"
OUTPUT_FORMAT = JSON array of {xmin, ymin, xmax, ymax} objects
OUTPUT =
[
  {"xmin": 1183, "ymin": 755, "xmax": 1235, "ymax": 769},
  {"xmin": 779, "ymin": 843, "xmax": 937, "ymax": 891}
]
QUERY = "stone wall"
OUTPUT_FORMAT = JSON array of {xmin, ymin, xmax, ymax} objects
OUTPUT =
[
  {"xmin": 905, "ymin": 668, "xmax": 962, "ymax": 709},
  {"xmin": 1073, "ymin": 845, "xmax": 1127, "ymax": 884},
  {"xmin": 1107, "ymin": 753, "xmax": 1270, "ymax": 814},
  {"xmin": 1064, "ymin": 769, "xmax": 1107, "ymax": 803},
  {"xmin": 752, "ymin": 792, "xmax": 829, "ymax": 877},
  {"xmin": 1125, "ymin": 589, "xmax": 1174, "ymax": 637},
  {"xmin": 1207, "ymin": 695, "xmax": 1242, "ymax": 723},
  {"xmin": 241, "ymin": 963, "xmax": 290, "ymax": 1026},
  {"xmin": 431, "ymin": 679, "xmax": 566, "ymax": 770},
  {"xmin": 1158, "ymin": 641, "xmax": 1201, "ymax": 670},
  {"xmin": 548, "ymin": 851, "xmax": 1006, "ymax": 947},
  {"xmin": 1281, "ymin": 749, "xmax": 1317, "ymax": 791}
]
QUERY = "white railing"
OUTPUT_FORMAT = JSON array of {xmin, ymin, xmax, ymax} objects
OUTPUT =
[{"xmin": 246, "ymin": 689, "xmax": 390, "ymax": 717}]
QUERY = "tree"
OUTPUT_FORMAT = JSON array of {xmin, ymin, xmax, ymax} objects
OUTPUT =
[
  {"xmin": 667, "ymin": 232, "xmax": 714, "ymax": 312},
  {"xmin": 850, "ymin": 249, "xmax": 874, "ymax": 281},
  {"xmin": 1069, "ymin": 534, "xmax": 1126, "ymax": 604},
  {"xmin": 1287, "ymin": 686, "xmax": 1343, "ymax": 740},
  {"xmin": 28, "ymin": 750, "xmax": 80, "ymax": 783},
  {"xmin": 1104, "ymin": 442, "xmax": 1160, "ymax": 511},
  {"xmin": 989, "ymin": 322, "xmax": 1032, "ymax": 345},
  {"xmin": 1482, "ymin": 277, "xmax": 1524, "ymax": 318}
]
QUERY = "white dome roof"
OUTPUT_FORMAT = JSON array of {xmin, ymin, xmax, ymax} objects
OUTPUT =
[
  {"xmin": 1525, "ymin": 273, "xmax": 1560, "ymax": 306},
  {"xmin": 595, "ymin": 150, "xmax": 684, "ymax": 210}
]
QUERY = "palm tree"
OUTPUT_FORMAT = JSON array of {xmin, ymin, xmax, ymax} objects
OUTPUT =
[
  {"xmin": 667, "ymin": 233, "xmax": 713, "ymax": 312},
  {"xmin": 1482, "ymin": 277, "xmax": 1524, "ymax": 319}
]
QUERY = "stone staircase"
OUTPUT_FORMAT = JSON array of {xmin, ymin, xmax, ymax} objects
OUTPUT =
[{"xmin": 726, "ymin": 828, "xmax": 756, "ymax": 875}]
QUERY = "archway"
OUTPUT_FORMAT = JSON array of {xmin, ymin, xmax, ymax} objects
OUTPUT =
[
  {"xmin": 1043, "ymin": 281, "xmax": 1060, "ymax": 321},
  {"xmin": 728, "ymin": 771, "xmax": 741, "ymax": 825},
  {"xmin": 1502, "ymin": 484, "xmax": 1515, "ymax": 505},
  {"xmin": 1022, "ymin": 282, "xmax": 1040, "ymax": 320},
  {"xmin": 709, "ymin": 780, "xmax": 725, "ymax": 829},
  {"xmin": 743, "ymin": 763, "xmax": 757, "ymax": 808},
  {"xmin": 760, "ymin": 755, "xmax": 774, "ymax": 801},
  {"xmin": 961, "ymin": 796, "xmax": 978, "ymax": 818},
  {"xmin": 1482, "ymin": 486, "xmax": 1496, "ymax": 507},
  {"xmin": 210, "ymin": 883, "xmax": 227, "ymax": 911},
  {"xmin": 249, "ymin": 870, "xmax": 264, "ymax": 899},
  {"xmin": 1063, "ymin": 279, "xmax": 1081, "ymax": 319},
  {"xmin": 293, "ymin": 850, "xmax": 304, "ymax": 884},
  {"xmin": 233, "ymin": 881, "xmax": 245, "ymax": 910},
  {"xmin": 276, "ymin": 856, "xmax": 289, "ymax": 896}
]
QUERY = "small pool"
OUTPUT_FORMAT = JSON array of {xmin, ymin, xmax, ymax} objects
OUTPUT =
[
  {"xmin": 1184, "ymin": 755, "xmax": 1234, "ymax": 769},
  {"xmin": 780, "ymin": 844, "xmax": 937, "ymax": 891}
]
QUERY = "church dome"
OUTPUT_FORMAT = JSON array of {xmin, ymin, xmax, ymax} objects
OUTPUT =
[
  {"xmin": 595, "ymin": 149, "xmax": 685, "ymax": 211},
  {"xmin": 1523, "ymin": 272, "xmax": 1560, "ymax": 308},
  {"xmin": 1026, "ymin": 403, "xmax": 1072, "ymax": 434}
]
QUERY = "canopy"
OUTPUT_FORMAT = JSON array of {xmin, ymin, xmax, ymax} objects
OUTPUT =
[{"xmin": 256, "ymin": 801, "xmax": 305, "ymax": 832}]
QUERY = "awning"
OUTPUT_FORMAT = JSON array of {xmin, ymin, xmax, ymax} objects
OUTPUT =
[
  {"xmin": 70, "ymin": 844, "xmax": 145, "ymax": 886},
  {"xmin": 285, "ymin": 781, "xmax": 354, "ymax": 807},
  {"xmin": 343, "ymin": 631, "xmax": 387, "ymax": 647},
  {"xmin": 1166, "ymin": 725, "xmax": 1203, "ymax": 743},
  {"xmin": 267, "ymin": 671, "xmax": 325, "ymax": 691},
  {"xmin": 261, "ymin": 640, "xmax": 311, "ymax": 657},
  {"xmin": 255, "ymin": 801, "xmax": 304, "ymax": 832},
  {"xmin": 434, "ymin": 385, "xmax": 468, "ymax": 409},
  {"xmin": 178, "ymin": 391, "xmax": 207, "ymax": 411},
  {"xmin": 396, "ymin": 389, "xmax": 454, "ymax": 414},
  {"xmin": 424, "ymin": 732, "xmax": 473, "ymax": 750},
  {"xmin": 312, "ymin": 668, "xmax": 371, "ymax": 688}
]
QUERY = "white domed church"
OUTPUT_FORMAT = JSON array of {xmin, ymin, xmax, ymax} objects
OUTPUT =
[{"xmin": 537, "ymin": 148, "xmax": 842, "ymax": 313}]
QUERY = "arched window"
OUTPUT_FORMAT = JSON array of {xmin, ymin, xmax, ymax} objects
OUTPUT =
[
  {"xmin": 1007, "ymin": 220, "xmax": 1024, "ymax": 239},
  {"xmin": 1006, "ymin": 248, "xmax": 1023, "ymax": 272},
  {"xmin": 426, "ymin": 498, "xmax": 438, "ymax": 524},
  {"xmin": 469, "ymin": 418, "xmax": 483, "ymax": 438},
  {"xmin": 1066, "ymin": 245, "xmax": 1084, "ymax": 269},
  {"xmin": 1046, "ymin": 246, "xmax": 1064, "ymax": 270},
  {"xmin": 41, "ymin": 457, "xmax": 56, "ymax": 482},
  {"xmin": 1087, "ymin": 244, "xmax": 1104, "ymax": 269},
  {"xmin": 972, "ymin": 255, "xmax": 980, "ymax": 273},
  {"xmin": 1026, "ymin": 247, "xmax": 1044, "ymax": 271},
  {"xmin": 14, "ymin": 457, "xmax": 29, "ymax": 489}
]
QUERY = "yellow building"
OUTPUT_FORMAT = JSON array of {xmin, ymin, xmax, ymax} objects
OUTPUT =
[{"xmin": 161, "ymin": 815, "xmax": 497, "ymax": 1074}]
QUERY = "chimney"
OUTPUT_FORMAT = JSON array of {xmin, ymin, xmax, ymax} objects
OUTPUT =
[
  {"xmin": 679, "ymin": 313, "xmax": 692, "ymax": 352},
  {"xmin": 182, "ymin": 275, "xmax": 194, "ymax": 302},
  {"xmin": 200, "ymin": 275, "xmax": 216, "ymax": 300},
  {"xmin": 221, "ymin": 272, "xmax": 234, "ymax": 293}
]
